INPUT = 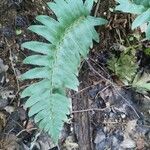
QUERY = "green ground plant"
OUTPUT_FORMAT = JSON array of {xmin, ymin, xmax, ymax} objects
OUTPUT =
[
  {"xmin": 132, "ymin": 72, "xmax": 150, "ymax": 94},
  {"xmin": 21, "ymin": 0, "xmax": 107, "ymax": 143},
  {"xmin": 109, "ymin": 0, "xmax": 150, "ymax": 94},
  {"xmin": 107, "ymin": 46, "xmax": 150, "ymax": 94},
  {"xmin": 107, "ymin": 54, "xmax": 137, "ymax": 84},
  {"xmin": 107, "ymin": 47, "xmax": 138, "ymax": 84}
]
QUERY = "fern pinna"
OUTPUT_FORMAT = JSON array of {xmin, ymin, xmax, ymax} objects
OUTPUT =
[
  {"xmin": 115, "ymin": 0, "xmax": 150, "ymax": 39},
  {"xmin": 21, "ymin": 0, "xmax": 107, "ymax": 143}
]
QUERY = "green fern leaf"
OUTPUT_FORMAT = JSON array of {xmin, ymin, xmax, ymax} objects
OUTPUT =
[
  {"xmin": 115, "ymin": 0, "xmax": 150, "ymax": 39},
  {"xmin": 133, "ymin": 0, "xmax": 150, "ymax": 8},
  {"xmin": 21, "ymin": 0, "xmax": 107, "ymax": 143},
  {"xmin": 115, "ymin": 0, "xmax": 146, "ymax": 14},
  {"xmin": 132, "ymin": 8, "xmax": 150, "ymax": 29}
]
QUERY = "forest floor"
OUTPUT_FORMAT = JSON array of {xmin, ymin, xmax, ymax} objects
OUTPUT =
[{"xmin": 0, "ymin": 0, "xmax": 150, "ymax": 150}]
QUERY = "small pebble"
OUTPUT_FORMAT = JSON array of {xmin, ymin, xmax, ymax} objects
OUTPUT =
[{"xmin": 121, "ymin": 113, "xmax": 126, "ymax": 119}]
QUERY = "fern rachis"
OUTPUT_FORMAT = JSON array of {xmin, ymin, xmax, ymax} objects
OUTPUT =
[{"xmin": 21, "ymin": 0, "xmax": 107, "ymax": 143}]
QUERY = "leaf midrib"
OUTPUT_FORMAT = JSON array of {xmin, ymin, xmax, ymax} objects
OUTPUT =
[{"xmin": 49, "ymin": 15, "xmax": 86, "ymax": 95}]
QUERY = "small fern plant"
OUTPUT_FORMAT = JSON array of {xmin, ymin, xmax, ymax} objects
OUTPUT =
[
  {"xmin": 21, "ymin": 0, "xmax": 107, "ymax": 143},
  {"xmin": 107, "ymin": 50, "xmax": 138, "ymax": 84},
  {"xmin": 115, "ymin": 0, "xmax": 150, "ymax": 39}
]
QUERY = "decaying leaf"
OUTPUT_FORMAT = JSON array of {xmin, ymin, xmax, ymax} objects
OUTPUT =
[
  {"xmin": 0, "ymin": 112, "xmax": 6, "ymax": 132},
  {"xmin": 0, "ymin": 134, "xmax": 21, "ymax": 150}
]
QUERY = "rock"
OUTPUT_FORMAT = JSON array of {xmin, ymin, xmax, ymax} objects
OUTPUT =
[
  {"xmin": 4, "ymin": 106, "xmax": 15, "ymax": 114},
  {"xmin": 0, "ymin": 26, "xmax": 15, "ymax": 38},
  {"xmin": 120, "ymin": 138, "xmax": 136, "ymax": 149},
  {"xmin": 0, "ymin": 58, "xmax": 8, "ymax": 85},
  {"xmin": 7, "ymin": 0, "xmax": 23, "ymax": 7},
  {"xmin": 0, "ymin": 98, "xmax": 9, "ymax": 109},
  {"xmin": 15, "ymin": 16, "xmax": 29, "ymax": 28},
  {"xmin": 94, "ymin": 130, "xmax": 106, "ymax": 144}
]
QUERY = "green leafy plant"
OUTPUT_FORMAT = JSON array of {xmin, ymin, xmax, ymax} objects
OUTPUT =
[
  {"xmin": 144, "ymin": 47, "xmax": 150, "ymax": 56},
  {"xmin": 107, "ymin": 48, "xmax": 138, "ymax": 84},
  {"xmin": 132, "ymin": 72, "xmax": 150, "ymax": 94},
  {"xmin": 115, "ymin": 0, "xmax": 150, "ymax": 39},
  {"xmin": 21, "ymin": 0, "xmax": 107, "ymax": 143},
  {"xmin": 107, "ymin": 46, "xmax": 150, "ymax": 94}
]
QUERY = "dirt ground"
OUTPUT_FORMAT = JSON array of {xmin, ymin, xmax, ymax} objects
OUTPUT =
[{"xmin": 0, "ymin": 0, "xmax": 150, "ymax": 150}]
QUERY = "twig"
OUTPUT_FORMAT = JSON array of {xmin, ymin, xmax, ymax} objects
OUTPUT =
[
  {"xmin": 86, "ymin": 59, "xmax": 113, "ymax": 84},
  {"xmin": 10, "ymin": 90, "xmax": 20, "ymax": 104},
  {"xmin": 94, "ymin": 0, "xmax": 101, "ymax": 17},
  {"xmin": 72, "ymin": 107, "xmax": 107, "ymax": 113},
  {"xmin": 90, "ymin": 58, "xmax": 111, "ymax": 77},
  {"xmin": 71, "ymin": 83, "xmax": 110, "ymax": 97},
  {"xmin": 86, "ymin": 59, "xmax": 140, "ymax": 118},
  {"xmin": 103, "ymin": 121, "xmax": 127, "ymax": 125},
  {"xmin": 30, "ymin": 131, "xmax": 42, "ymax": 149},
  {"xmin": 4, "ymin": 38, "xmax": 20, "ymax": 92},
  {"xmin": 16, "ymin": 128, "xmax": 37, "ymax": 137},
  {"xmin": 9, "ymin": 48, "xmax": 20, "ymax": 91},
  {"xmin": 57, "ymin": 145, "xmax": 61, "ymax": 150},
  {"xmin": 95, "ymin": 85, "xmax": 110, "ymax": 99},
  {"xmin": 113, "ymin": 89, "xmax": 140, "ymax": 118}
]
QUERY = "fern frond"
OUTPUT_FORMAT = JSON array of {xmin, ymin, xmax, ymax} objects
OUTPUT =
[
  {"xmin": 21, "ymin": 0, "xmax": 107, "ymax": 143},
  {"xmin": 116, "ymin": 0, "xmax": 150, "ymax": 39}
]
